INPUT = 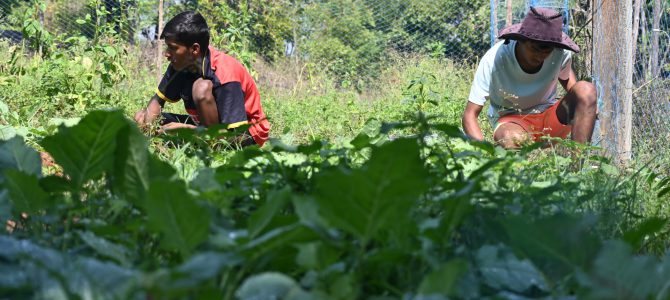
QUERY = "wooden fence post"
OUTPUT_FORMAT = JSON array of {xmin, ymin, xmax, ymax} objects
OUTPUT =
[{"xmin": 593, "ymin": 0, "xmax": 633, "ymax": 164}]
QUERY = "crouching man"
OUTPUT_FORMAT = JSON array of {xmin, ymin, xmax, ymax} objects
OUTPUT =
[
  {"xmin": 135, "ymin": 11, "xmax": 270, "ymax": 147},
  {"xmin": 462, "ymin": 7, "xmax": 597, "ymax": 148}
]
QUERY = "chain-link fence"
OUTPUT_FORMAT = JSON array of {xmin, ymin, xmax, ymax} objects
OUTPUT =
[
  {"xmin": 629, "ymin": 0, "xmax": 670, "ymax": 161},
  {"xmin": 590, "ymin": 0, "xmax": 670, "ymax": 162},
  {"xmin": 1, "ymin": 0, "xmax": 669, "ymax": 160},
  {"xmin": 0, "ymin": 0, "xmax": 491, "ymax": 85},
  {"xmin": 0, "ymin": 0, "xmax": 147, "ymax": 42},
  {"xmin": 491, "ymin": 0, "xmax": 569, "ymax": 45}
]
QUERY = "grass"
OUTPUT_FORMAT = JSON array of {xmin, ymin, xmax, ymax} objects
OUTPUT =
[{"xmin": 259, "ymin": 52, "xmax": 490, "ymax": 145}]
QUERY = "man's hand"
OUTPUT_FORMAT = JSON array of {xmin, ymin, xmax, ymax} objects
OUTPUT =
[
  {"xmin": 159, "ymin": 122, "xmax": 197, "ymax": 134},
  {"xmin": 135, "ymin": 97, "xmax": 164, "ymax": 129},
  {"xmin": 134, "ymin": 108, "xmax": 148, "ymax": 126}
]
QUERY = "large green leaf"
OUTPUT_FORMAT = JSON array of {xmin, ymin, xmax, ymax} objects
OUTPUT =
[
  {"xmin": 242, "ymin": 224, "xmax": 319, "ymax": 258},
  {"xmin": 0, "ymin": 190, "xmax": 10, "ymax": 222},
  {"xmin": 314, "ymin": 138, "xmax": 429, "ymax": 241},
  {"xmin": 475, "ymin": 245, "xmax": 548, "ymax": 293},
  {"xmin": 236, "ymin": 272, "xmax": 306, "ymax": 300},
  {"xmin": 0, "ymin": 136, "xmax": 41, "ymax": 181},
  {"xmin": 112, "ymin": 122, "xmax": 150, "ymax": 205},
  {"xmin": 168, "ymin": 252, "xmax": 242, "ymax": 289},
  {"xmin": 248, "ymin": 187, "xmax": 292, "ymax": 238},
  {"xmin": 3, "ymin": 169, "xmax": 49, "ymax": 214},
  {"xmin": 146, "ymin": 180, "xmax": 210, "ymax": 255},
  {"xmin": 0, "ymin": 236, "xmax": 140, "ymax": 299},
  {"xmin": 622, "ymin": 217, "xmax": 667, "ymax": 251},
  {"xmin": 579, "ymin": 240, "xmax": 670, "ymax": 300},
  {"xmin": 40, "ymin": 110, "xmax": 128, "ymax": 188},
  {"xmin": 500, "ymin": 214, "xmax": 602, "ymax": 281},
  {"xmin": 417, "ymin": 259, "xmax": 469, "ymax": 296},
  {"xmin": 77, "ymin": 231, "xmax": 131, "ymax": 266}
]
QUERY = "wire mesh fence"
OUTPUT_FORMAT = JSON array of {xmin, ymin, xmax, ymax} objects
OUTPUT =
[
  {"xmin": 0, "ymin": 0, "xmax": 146, "ymax": 42},
  {"xmin": 490, "ymin": 0, "xmax": 569, "ymax": 45},
  {"xmin": 590, "ymin": 0, "xmax": 670, "ymax": 162},
  {"xmin": 0, "ymin": 0, "xmax": 669, "ymax": 160},
  {"xmin": 0, "ymin": 0, "xmax": 492, "ymax": 85},
  {"xmin": 628, "ymin": 0, "xmax": 670, "ymax": 161}
]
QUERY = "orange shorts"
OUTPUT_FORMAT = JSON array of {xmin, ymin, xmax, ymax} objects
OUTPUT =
[{"xmin": 494, "ymin": 101, "xmax": 571, "ymax": 142}]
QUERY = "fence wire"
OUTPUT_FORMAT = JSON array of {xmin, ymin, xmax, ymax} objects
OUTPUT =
[
  {"xmin": 0, "ymin": 0, "xmax": 146, "ymax": 42},
  {"xmin": 590, "ymin": 0, "xmax": 670, "ymax": 162},
  {"xmin": 0, "ymin": 0, "xmax": 491, "ymax": 81},
  {"xmin": 491, "ymin": 0, "xmax": 569, "ymax": 45},
  {"xmin": 1, "ymin": 0, "xmax": 669, "ymax": 160},
  {"xmin": 629, "ymin": 0, "xmax": 670, "ymax": 160}
]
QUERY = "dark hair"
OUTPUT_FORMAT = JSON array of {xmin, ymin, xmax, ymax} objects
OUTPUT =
[{"xmin": 161, "ymin": 11, "xmax": 210, "ymax": 53}]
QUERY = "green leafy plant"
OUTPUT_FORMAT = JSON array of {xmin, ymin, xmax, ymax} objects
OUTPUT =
[{"xmin": 0, "ymin": 108, "xmax": 668, "ymax": 299}]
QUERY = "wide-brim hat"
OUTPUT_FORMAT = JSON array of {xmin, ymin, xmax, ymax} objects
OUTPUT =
[{"xmin": 498, "ymin": 6, "xmax": 580, "ymax": 53}]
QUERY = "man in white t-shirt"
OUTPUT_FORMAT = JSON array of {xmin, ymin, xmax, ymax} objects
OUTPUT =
[{"xmin": 462, "ymin": 7, "xmax": 597, "ymax": 148}]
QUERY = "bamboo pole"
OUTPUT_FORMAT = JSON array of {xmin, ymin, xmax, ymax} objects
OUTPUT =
[
  {"xmin": 651, "ymin": 0, "xmax": 661, "ymax": 77},
  {"xmin": 506, "ymin": 0, "xmax": 513, "ymax": 27},
  {"xmin": 492, "ymin": 0, "xmax": 498, "ymax": 45},
  {"xmin": 631, "ymin": 0, "xmax": 641, "ymax": 63},
  {"xmin": 156, "ymin": 0, "xmax": 164, "ymax": 83}
]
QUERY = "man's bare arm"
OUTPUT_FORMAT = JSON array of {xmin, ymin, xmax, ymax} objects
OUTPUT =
[
  {"xmin": 462, "ymin": 101, "xmax": 485, "ymax": 141},
  {"xmin": 134, "ymin": 96, "xmax": 164, "ymax": 126},
  {"xmin": 558, "ymin": 68, "xmax": 577, "ymax": 93}
]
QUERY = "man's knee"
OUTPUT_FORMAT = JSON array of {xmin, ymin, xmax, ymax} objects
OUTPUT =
[
  {"xmin": 494, "ymin": 124, "xmax": 529, "ymax": 148},
  {"xmin": 192, "ymin": 78, "xmax": 213, "ymax": 104},
  {"xmin": 572, "ymin": 81, "xmax": 597, "ymax": 107}
]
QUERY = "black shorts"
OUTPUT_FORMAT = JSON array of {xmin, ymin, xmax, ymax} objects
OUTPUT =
[{"xmin": 161, "ymin": 112, "xmax": 256, "ymax": 147}]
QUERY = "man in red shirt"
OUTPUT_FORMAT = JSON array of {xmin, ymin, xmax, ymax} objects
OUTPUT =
[{"xmin": 134, "ymin": 11, "xmax": 270, "ymax": 147}]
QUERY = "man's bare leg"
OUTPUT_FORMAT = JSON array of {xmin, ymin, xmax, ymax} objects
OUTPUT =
[
  {"xmin": 192, "ymin": 78, "xmax": 219, "ymax": 126},
  {"xmin": 556, "ymin": 81, "xmax": 598, "ymax": 143}
]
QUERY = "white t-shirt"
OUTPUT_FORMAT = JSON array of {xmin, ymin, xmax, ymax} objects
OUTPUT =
[{"xmin": 468, "ymin": 40, "xmax": 572, "ymax": 126}]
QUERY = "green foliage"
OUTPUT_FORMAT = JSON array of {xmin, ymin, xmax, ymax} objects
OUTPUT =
[
  {"xmin": 300, "ymin": 0, "xmax": 386, "ymax": 89},
  {"xmin": 146, "ymin": 179, "xmax": 210, "ymax": 255},
  {"xmin": 384, "ymin": 0, "xmax": 490, "ymax": 59},
  {"xmin": 314, "ymin": 138, "xmax": 429, "ymax": 243},
  {"xmin": 0, "ymin": 108, "xmax": 669, "ymax": 298},
  {"xmin": 0, "ymin": 38, "xmax": 130, "ymax": 134},
  {"xmin": 20, "ymin": 2, "xmax": 53, "ymax": 54},
  {"xmin": 3, "ymin": 169, "xmax": 49, "ymax": 214},
  {"xmin": 0, "ymin": 7, "xmax": 669, "ymax": 297},
  {"xmin": 41, "ymin": 110, "xmax": 128, "ymax": 189},
  {"xmin": 193, "ymin": 1, "xmax": 257, "ymax": 73}
]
